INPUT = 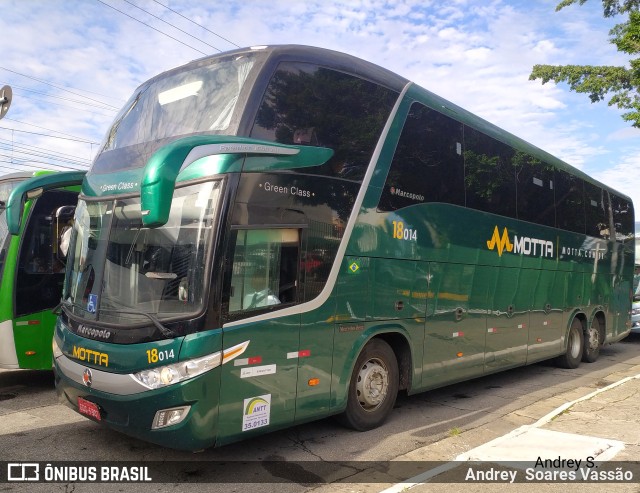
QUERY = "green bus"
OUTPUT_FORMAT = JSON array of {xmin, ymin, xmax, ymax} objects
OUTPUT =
[
  {"xmin": 0, "ymin": 170, "xmax": 84, "ymax": 369},
  {"xmin": 51, "ymin": 45, "xmax": 634, "ymax": 450}
]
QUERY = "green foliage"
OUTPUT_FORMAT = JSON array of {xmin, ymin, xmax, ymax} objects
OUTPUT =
[{"xmin": 530, "ymin": 1, "xmax": 640, "ymax": 127}]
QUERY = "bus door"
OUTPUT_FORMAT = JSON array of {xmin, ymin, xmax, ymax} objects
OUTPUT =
[
  {"xmin": 217, "ymin": 227, "xmax": 302, "ymax": 444},
  {"xmin": 293, "ymin": 246, "xmax": 338, "ymax": 424},
  {"xmin": 14, "ymin": 190, "xmax": 78, "ymax": 369},
  {"xmin": 423, "ymin": 262, "xmax": 488, "ymax": 388}
]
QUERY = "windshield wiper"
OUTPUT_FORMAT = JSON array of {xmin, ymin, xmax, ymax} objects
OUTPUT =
[
  {"xmin": 53, "ymin": 298, "xmax": 75, "ymax": 315},
  {"xmin": 98, "ymin": 307, "xmax": 174, "ymax": 338}
]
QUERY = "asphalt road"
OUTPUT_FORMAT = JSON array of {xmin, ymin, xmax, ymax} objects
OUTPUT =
[{"xmin": 1, "ymin": 333, "xmax": 639, "ymax": 493}]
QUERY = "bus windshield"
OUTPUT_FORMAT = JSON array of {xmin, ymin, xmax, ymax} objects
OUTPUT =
[
  {"xmin": 100, "ymin": 54, "xmax": 257, "ymax": 151},
  {"xmin": 64, "ymin": 181, "xmax": 223, "ymax": 326}
]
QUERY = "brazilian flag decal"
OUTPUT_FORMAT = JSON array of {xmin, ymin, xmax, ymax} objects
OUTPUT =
[{"xmin": 346, "ymin": 257, "xmax": 362, "ymax": 275}]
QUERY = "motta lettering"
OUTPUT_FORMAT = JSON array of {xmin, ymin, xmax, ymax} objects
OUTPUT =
[
  {"xmin": 72, "ymin": 345, "xmax": 109, "ymax": 367},
  {"xmin": 487, "ymin": 226, "xmax": 554, "ymax": 258}
]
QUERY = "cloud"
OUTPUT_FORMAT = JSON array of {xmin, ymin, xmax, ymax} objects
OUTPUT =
[{"xmin": 0, "ymin": 0, "xmax": 635, "ymax": 215}]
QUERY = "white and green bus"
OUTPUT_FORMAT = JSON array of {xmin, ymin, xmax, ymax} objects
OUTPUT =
[
  {"xmin": 51, "ymin": 45, "xmax": 634, "ymax": 450},
  {"xmin": 0, "ymin": 170, "xmax": 84, "ymax": 369}
]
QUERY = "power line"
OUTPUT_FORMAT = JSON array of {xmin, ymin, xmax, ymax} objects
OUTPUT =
[
  {"xmin": 123, "ymin": 0, "xmax": 223, "ymax": 53},
  {"xmin": 0, "ymin": 158, "xmax": 87, "ymax": 172},
  {"xmin": 0, "ymin": 139, "xmax": 92, "ymax": 166},
  {"xmin": 6, "ymin": 84, "xmax": 118, "ymax": 113},
  {"xmin": 0, "ymin": 153, "xmax": 88, "ymax": 171},
  {"xmin": 14, "ymin": 93, "xmax": 116, "ymax": 119},
  {"xmin": 151, "ymin": 0, "xmax": 240, "ymax": 49},
  {"xmin": 1, "ymin": 120, "xmax": 100, "ymax": 145},
  {"xmin": 0, "ymin": 143, "xmax": 90, "ymax": 169},
  {"xmin": 96, "ymin": 0, "xmax": 209, "ymax": 56},
  {"xmin": 0, "ymin": 67, "xmax": 120, "ymax": 110},
  {"xmin": 0, "ymin": 144, "xmax": 91, "ymax": 165},
  {"xmin": 0, "ymin": 126, "xmax": 99, "ymax": 145}
]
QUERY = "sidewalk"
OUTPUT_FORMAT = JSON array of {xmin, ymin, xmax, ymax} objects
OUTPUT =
[{"xmin": 316, "ymin": 353, "xmax": 640, "ymax": 492}]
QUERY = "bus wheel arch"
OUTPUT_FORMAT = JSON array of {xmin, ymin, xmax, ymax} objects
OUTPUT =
[
  {"xmin": 376, "ymin": 332, "xmax": 412, "ymax": 391},
  {"xmin": 583, "ymin": 311, "xmax": 605, "ymax": 363},
  {"xmin": 555, "ymin": 316, "xmax": 584, "ymax": 369},
  {"xmin": 337, "ymin": 337, "xmax": 400, "ymax": 431}
]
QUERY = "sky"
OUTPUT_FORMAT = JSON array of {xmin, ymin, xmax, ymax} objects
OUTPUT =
[{"xmin": 1, "ymin": 0, "xmax": 639, "ymax": 219}]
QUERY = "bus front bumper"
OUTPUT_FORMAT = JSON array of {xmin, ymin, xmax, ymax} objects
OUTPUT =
[{"xmin": 53, "ymin": 353, "xmax": 221, "ymax": 451}]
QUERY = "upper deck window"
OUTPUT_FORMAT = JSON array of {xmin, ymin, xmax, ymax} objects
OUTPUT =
[
  {"xmin": 250, "ymin": 62, "xmax": 398, "ymax": 182},
  {"xmin": 100, "ymin": 54, "xmax": 258, "ymax": 152}
]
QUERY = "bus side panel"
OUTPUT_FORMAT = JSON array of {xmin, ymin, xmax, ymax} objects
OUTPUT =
[
  {"xmin": 371, "ymin": 258, "xmax": 425, "ymax": 322},
  {"xmin": 527, "ymin": 268, "xmax": 565, "ymax": 363},
  {"xmin": 484, "ymin": 265, "xmax": 529, "ymax": 372},
  {"xmin": 422, "ymin": 262, "xmax": 487, "ymax": 389},
  {"xmin": 295, "ymin": 300, "xmax": 336, "ymax": 422},
  {"xmin": 0, "ymin": 235, "xmax": 19, "ymax": 369},
  {"xmin": 330, "ymin": 256, "xmax": 371, "ymax": 412},
  {"xmin": 0, "ymin": 319, "xmax": 19, "ymax": 368},
  {"xmin": 370, "ymin": 257, "xmax": 427, "ymax": 391},
  {"xmin": 610, "ymin": 241, "xmax": 634, "ymax": 340},
  {"xmin": 216, "ymin": 314, "xmax": 300, "ymax": 445},
  {"xmin": 611, "ymin": 273, "xmax": 633, "ymax": 340},
  {"xmin": 329, "ymin": 255, "xmax": 426, "ymax": 410},
  {"xmin": 13, "ymin": 310, "xmax": 57, "ymax": 369}
]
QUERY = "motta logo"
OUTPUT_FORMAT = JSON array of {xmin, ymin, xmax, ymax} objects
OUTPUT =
[
  {"xmin": 486, "ymin": 226, "xmax": 554, "ymax": 258},
  {"xmin": 486, "ymin": 226, "xmax": 513, "ymax": 256}
]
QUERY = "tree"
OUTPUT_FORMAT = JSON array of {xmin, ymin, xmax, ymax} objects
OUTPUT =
[{"xmin": 529, "ymin": 0, "xmax": 640, "ymax": 127}]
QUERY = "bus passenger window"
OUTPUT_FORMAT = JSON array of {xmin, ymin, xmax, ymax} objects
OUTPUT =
[
  {"xmin": 584, "ymin": 181, "xmax": 608, "ymax": 238},
  {"xmin": 378, "ymin": 103, "xmax": 464, "ymax": 211},
  {"xmin": 227, "ymin": 229, "xmax": 299, "ymax": 314},
  {"xmin": 464, "ymin": 126, "xmax": 516, "ymax": 218},
  {"xmin": 611, "ymin": 194, "xmax": 634, "ymax": 241}
]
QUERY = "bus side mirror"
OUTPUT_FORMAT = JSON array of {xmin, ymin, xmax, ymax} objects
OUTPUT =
[{"xmin": 141, "ymin": 136, "xmax": 333, "ymax": 228}]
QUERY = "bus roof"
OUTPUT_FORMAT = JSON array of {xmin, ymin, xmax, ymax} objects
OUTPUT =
[
  {"xmin": 106, "ymin": 44, "xmax": 632, "ymax": 205},
  {"xmin": 139, "ymin": 44, "xmax": 409, "ymax": 95}
]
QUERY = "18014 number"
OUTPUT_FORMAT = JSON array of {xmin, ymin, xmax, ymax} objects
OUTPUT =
[
  {"xmin": 392, "ymin": 221, "xmax": 417, "ymax": 241},
  {"xmin": 146, "ymin": 348, "xmax": 175, "ymax": 364}
]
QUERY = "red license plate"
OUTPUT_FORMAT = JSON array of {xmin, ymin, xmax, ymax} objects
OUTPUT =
[{"xmin": 78, "ymin": 397, "xmax": 102, "ymax": 421}]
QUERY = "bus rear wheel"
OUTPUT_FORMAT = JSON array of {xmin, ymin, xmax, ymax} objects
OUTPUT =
[
  {"xmin": 338, "ymin": 339, "xmax": 399, "ymax": 431},
  {"xmin": 582, "ymin": 318, "xmax": 601, "ymax": 363},
  {"xmin": 555, "ymin": 319, "xmax": 584, "ymax": 369}
]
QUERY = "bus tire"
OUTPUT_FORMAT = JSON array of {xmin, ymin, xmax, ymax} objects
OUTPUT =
[
  {"xmin": 555, "ymin": 319, "xmax": 584, "ymax": 369},
  {"xmin": 338, "ymin": 339, "xmax": 399, "ymax": 431},
  {"xmin": 582, "ymin": 318, "xmax": 601, "ymax": 363}
]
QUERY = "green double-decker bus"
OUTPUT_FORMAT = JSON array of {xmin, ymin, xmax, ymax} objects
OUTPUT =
[
  {"xmin": 0, "ymin": 170, "xmax": 84, "ymax": 369},
  {"xmin": 52, "ymin": 45, "xmax": 634, "ymax": 450}
]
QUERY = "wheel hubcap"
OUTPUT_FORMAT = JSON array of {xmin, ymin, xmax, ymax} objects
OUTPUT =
[{"xmin": 356, "ymin": 358, "xmax": 389, "ymax": 411}]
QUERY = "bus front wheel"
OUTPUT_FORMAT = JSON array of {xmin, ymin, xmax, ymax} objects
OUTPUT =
[
  {"xmin": 555, "ymin": 319, "xmax": 584, "ymax": 369},
  {"xmin": 338, "ymin": 339, "xmax": 399, "ymax": 431}
]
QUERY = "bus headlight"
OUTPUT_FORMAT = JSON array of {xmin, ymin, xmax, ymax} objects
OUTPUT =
[{"xmin": 132, "ymin": 351, "xmax": 222, "ymax": 390}]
